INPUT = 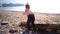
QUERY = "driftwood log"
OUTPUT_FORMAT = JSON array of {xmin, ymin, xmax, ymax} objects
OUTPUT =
[{"xmin": 21, "ymin": 22, "xmax": 60, "ymax": 31}]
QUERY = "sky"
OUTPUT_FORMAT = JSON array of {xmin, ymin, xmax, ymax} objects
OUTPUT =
[
  {"xmin": 0, "ymin": 0, "xmax": 60, "ymax": 13},
  {"xmin": 0, "ymin": 0, "xmax": 27, "ymax": 4}
]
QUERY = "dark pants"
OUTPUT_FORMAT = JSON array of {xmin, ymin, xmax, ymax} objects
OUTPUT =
[{"xmin": 27, "ymin": 14, "xmax": 36, "ymax": 30}]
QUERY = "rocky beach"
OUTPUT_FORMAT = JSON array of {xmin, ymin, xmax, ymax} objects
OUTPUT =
[
  {"xmin": 0, "ymin": 10, "xmax": 60, "ymax": 34},
  {"xmin": 0, "ymin": 10, "xmax": 60, "ymax": 24}
]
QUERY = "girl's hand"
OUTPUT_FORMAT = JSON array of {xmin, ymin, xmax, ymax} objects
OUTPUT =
[
  {"xmin": 23, "ymin": 12, "xmax": 29, "ymax": 15},
  {"xmin": 23, "ymin": 12, "xmax": 25, "ymax": 15}
]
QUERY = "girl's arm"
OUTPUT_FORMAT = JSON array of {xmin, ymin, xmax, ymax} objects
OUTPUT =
[{"xmin": 23, "ymin": 9, "xmax": 29, "ymax": 15}]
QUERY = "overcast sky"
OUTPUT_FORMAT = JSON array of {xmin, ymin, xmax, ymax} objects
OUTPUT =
[
  {"xmin": 0, "ymin": 0, "xmax": 60, "ymax": 13},
  {"xmin": 0, "ymin": 0, "xmax": 27, "ymax": 4},
  {"xmin": 28, "ymin": 0, "xmax": 60, "ymax": 13}
]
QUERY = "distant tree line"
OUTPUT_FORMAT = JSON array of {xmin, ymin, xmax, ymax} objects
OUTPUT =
[{"xmin": 0, "ymin": 3, "xmax": 24, "ymax": 7}]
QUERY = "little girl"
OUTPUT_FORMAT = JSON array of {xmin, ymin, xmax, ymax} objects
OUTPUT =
[{"xmin": 23, "ymin": 3, "xmax": 37, "ymax": 31}]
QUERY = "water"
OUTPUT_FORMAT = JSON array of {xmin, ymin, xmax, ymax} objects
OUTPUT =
[{"xmin": 0, "ymin": 6, "xmax": 25, "ymax": 11}]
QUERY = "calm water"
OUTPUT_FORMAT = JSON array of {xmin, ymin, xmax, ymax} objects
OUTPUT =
[{"xmin": 0, "ymin": 6, "xmax": 25, "ymax": 11}]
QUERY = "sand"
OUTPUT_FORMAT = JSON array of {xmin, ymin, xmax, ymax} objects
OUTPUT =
[
  {"xmin": 0, "ymin": 10, "xmax": 60, "ymax": 34},
  {"xmin": 0, "ymin": 10, "xmax": 60, "ymax": 24}
]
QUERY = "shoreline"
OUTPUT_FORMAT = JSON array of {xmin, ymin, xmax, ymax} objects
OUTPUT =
[{"xmin": 0, "ymin": 10, "xmax": 60, "ymax": 14}]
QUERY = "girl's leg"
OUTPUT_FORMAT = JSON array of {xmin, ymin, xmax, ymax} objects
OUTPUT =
[
  {"xmin": 27, "ymin": 20, "xmax": 30, "ymax": 30},
  {"xmin": 31, "ymin": 15, "xmax": 37, "ymax": 31},
  {"xmin": 31, "ymin": 20, "xmax": 37, "ymax": 31},
  {"xmin": 26, "ymin": 15, "xmax": 31, "ymax": 30}
]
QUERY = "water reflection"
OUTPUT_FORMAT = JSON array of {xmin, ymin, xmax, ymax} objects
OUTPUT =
[{"xmin": 0, "ymin": 6, "xmax": 25, "ymax": 11}]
